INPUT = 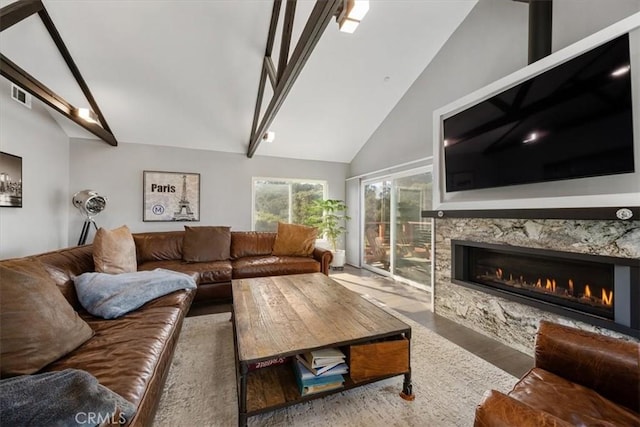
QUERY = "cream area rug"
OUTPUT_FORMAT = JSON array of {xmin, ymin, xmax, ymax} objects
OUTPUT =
[{"xmin": 154, "ymin": 307, "xmax": 517, "ymax": 427}]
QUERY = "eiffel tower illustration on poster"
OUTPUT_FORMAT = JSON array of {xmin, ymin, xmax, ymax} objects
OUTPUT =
[{"xmin": 173, "ymin": 174, "xmax": 196, "ymax": 221}]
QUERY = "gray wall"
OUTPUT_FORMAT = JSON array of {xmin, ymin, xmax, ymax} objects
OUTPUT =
[
  {"xmin": 349, "ymin": 0, "xmax": 529, "ymax": 177},
  {"xmin": 553, "ymin": 0, "xmax": 640, "ymax": 51},
  {"xmin": 69, "ymin": 139, "xmax": 349, "ymax": 243},
  {"xmin": 0, "ymin": 79, "xmax": 70, "ymax": 259},
  {"xmin": 349, "ymin": 0, "xmax": 640, "ymax": 177}
]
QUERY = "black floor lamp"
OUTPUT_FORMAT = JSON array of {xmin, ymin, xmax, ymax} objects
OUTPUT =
[{"xmin": 72, "ymin": 190, "xmax": 107, "ymax": 245}]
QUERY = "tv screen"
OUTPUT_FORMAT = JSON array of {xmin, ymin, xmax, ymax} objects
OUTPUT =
[{"xmin": 443, "ymin": 33, "xmax": 634, "ymax": 193}]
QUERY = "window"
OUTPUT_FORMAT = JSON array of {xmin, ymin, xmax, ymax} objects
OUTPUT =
[{"xmin": 252, "ymin": 178, "xmax": 327, "ymax": 232}]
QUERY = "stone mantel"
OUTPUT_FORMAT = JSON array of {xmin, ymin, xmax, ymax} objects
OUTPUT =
[{"xmin": 433, "ymin": 217, "xmax": 640, "ymax": 356}]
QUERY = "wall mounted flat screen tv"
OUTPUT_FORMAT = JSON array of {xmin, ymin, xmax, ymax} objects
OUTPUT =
[{"xmin": 443, "ymin": 33, "xmax": 634, "ymax": 193}]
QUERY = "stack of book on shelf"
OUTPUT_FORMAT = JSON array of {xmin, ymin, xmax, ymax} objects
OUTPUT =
[{"xmin": 293, "ymin": 348, "xmax": 348, "ymax": 396}]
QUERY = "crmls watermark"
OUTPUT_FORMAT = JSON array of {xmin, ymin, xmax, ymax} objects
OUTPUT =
[{"xmin": 75, "ymin": 411, "xmax": 126, "ymax": 425}]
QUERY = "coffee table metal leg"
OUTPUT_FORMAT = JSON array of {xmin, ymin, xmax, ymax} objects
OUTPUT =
[
  {"xmin": 400, "ymin": 330, "xmax": 415, "ymax": 401},
  {"xmin": 239, "ymin": 363, "xmax": 248, "ymax": 426}
]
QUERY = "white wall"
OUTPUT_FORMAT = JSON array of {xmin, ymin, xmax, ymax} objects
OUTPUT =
[
  {"xmin": 69, "ymin": 139, "xmax": 349, "ymax": 243},
  {"xmin": 0, "ymin": 79, "xmax": 70, "ymax": 259}
]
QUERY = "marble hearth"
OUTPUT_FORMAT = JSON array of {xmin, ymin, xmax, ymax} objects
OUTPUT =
[{"xmin": 433, "ymin": 218, "xmax": 640, "ymax": 355}]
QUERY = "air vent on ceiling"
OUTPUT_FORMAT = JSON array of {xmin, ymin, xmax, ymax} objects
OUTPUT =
[{"xmin": 11, "ymin": 84, "xmax": 32, "ymax": 109}]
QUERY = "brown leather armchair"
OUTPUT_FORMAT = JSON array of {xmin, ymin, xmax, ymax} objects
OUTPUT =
[{"xmin": 474, "ymin": 320, "xmax": 639, "ymax": 426}]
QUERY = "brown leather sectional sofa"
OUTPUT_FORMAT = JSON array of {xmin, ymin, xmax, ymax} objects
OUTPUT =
[
  {"xmin": 474, "ymin": 320, "xmax": 640, "ymax": 426},
  {"xmin": 2, "ymin": 230, "xmax": 332, "ymax": 426},
  {"xmin": 133, "ymin": 230, "xmax": 333, "ymax": 302}
]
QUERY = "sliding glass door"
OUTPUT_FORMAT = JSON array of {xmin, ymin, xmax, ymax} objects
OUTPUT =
[
  {"xmin": 393, "ymin": 172, "xmax": 432, "ymax": 287},
  {"xmin": 363, "ymin": 180, "xmax": 391, "ymax": 272},
  {"xmin": 362, "ymin": 169, "xmax": 432, "ymax": 289}
]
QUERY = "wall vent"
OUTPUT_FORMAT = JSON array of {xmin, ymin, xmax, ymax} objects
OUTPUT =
[{"xmin": 11, "ymin": 84, "xmax": 32, "ymax": 109}]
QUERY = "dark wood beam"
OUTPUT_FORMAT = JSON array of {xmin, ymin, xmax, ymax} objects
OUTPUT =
[
  {"xmin": 0, "ymin": 0, "xmax": 43, "ymax": 32},
  {"xmin": 247, "ymin": 0, "xmax": 341, "ymax": 158},
  {"xmin": 1, "ymin": 54, "xmax": 118, "ymax": 146},
  {"xmin": 250, "ymin": 0, "xmax": 282, "ymax": 140},
  {"xmin": 278, "ymin": 0, "xmax": 297, "ymax": 82},
  {"xmin": 38, "ymin": 6, "xmax": 113, "ymax": 134},
  {"xmin": 265, "ymin": 57, "xmax": 277, "ymax": 89}
]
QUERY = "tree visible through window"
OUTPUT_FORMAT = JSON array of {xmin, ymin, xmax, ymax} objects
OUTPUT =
[{"xmin": 253, "ymin": 178, "xmax": 327, "ymax": 232}]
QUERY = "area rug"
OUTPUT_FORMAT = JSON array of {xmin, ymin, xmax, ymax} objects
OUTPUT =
[{"xmin": 154, "ymin": 307, "xmax": 517, "ymax": 427}]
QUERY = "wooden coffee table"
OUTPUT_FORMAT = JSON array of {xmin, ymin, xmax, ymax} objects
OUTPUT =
[{"xmin": 231, "ymin": 272, "xmax": 414, "ymax": 426}]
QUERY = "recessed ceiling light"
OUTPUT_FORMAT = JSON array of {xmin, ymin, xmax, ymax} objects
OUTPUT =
[
  {"xmin": 263, "ymin": 131, "xmax": 275, "ymax": 143},
  {"xmin": 523, "ymin": 132, "xmax": 538, "ymax": 144},
  {"xmin": 611, "ymin": 65, "xmax": 631, "ymax": 77}
]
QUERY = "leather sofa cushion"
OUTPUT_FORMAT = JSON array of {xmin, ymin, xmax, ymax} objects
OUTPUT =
[
  {"xmin": 133, "ymin": 231, "xmax": 184, "ymax": 263},
  {"xmin": 138, "ymin": 260, "xmax": 232, "ymax": 284},
  {"xmin": 475, "ymin": 390, "xmax": 572, "ymax": 427},
  {"xmin": 231, "ymin": 232, "xmax": 276, "ymax": 259},
  {"xmin": 44, "ymin": 289, "xmax": 195, "ymax": 418},
  {"xmin": 272, "ymin": 222, "xmax": 317, "ymax": 257},
  {"xmin": 37, "ymin": 245, "xmax": 95, "ymax": 310},
  {"xmin": 232, "ymin": 256, "xmax": 320, "ymax": 279},
  {"xmin": 535, "ymin": 320, "xmax": 640, "ymax": 413},
  {"xmin": 509, "ymin": 368, "xmax": 640, "ymax": 426},
  {"xmin": 93, "ymin": 225, "xmax": 137, "ymax": 274},
  {"xmin": 0, "ymin": 258, "xmax": 94, "ymax": 377},
  {"xmin": 182, "ymin": 226, "xmax": 231, "ymax": 262}
]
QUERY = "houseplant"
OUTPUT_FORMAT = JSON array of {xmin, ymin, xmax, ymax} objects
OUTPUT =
[{"xmin": 304, "ymin": 199, "xmax": 350, "ymax": 269}]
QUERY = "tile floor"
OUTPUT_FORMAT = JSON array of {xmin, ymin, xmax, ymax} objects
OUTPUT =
[{"xmin": 329, "ymin": 266, "xmax": 533, "ymax": 378}]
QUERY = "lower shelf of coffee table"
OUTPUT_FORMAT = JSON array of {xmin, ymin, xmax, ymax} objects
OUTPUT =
[{"xmin": 245, "ymin": 360, "xmax": 409, "ymax": 414}]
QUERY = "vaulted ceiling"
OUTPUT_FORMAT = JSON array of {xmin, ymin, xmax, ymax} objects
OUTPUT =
[{"xmin": 0, "ymin": 0, "xmax": 477, "ymax": 163}]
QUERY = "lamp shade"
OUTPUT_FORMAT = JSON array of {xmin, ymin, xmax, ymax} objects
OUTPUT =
[{"xmin": 72, "ymin": 190, "xmax": 107, "ymax": 217}]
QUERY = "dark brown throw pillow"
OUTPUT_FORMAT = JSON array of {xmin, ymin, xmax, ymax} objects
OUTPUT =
[
  {"xmin": 272, "ymin": 222, "xmax": 317, "ymax": 257},
  {"xmin": 182, "ymin": 226, "xmax": 231, "ymax": 262},
  {"xmin": 0, "ymin": 258, "xmax": 94, "ymax": 378}
]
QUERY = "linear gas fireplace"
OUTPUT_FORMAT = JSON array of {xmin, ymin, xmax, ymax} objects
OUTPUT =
[{"xmin": 451, "ymin": 240, "xmax": 639, "ymax": 337}]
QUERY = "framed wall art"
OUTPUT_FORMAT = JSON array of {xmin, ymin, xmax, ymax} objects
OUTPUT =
[
  {"xmin": 143, "ymin": 171, "xmax": 200, "ymax": 222},
  {"xmin": 0, "ymin": 152, "xmax": 23, "ymax": 208}
]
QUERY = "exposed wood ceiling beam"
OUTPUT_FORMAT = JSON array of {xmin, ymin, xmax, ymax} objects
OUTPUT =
[
  {"xmin": 0, "ymin": 0, "xmax": 42, "ymax": 32},
  {"xmin": 277, "ymin": 0, "xmax": 297, "ymax": 83},
  {"xmin": 265, "ymin": 57, "xmax": 277, "ymax": 90},
  {"xmin": 37, "ymin": 6, "xmax": 113, "ymax": 134},
  {"xmin": 0, "ymin": 0, "xmax": 118, "ymax": 146},
  {"xmin": 1, "ymin": 54, "xmax": 117, "ymax": 145},
  {"xmin": 250, "ymin": 0, "xmax": 282, "ymax": 140},
  {"xmin": 247, "ymin": 0, "xmax": 342, "ymax": 158}
]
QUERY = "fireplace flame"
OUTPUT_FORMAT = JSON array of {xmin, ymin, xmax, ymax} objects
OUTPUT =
[
  {"xmin": 544, "ymin": 279, "xmax": 557, "ymax": 293},
  {"xmin": 480, "ymin": 265, "xmax": 613, "ymax": 311}
]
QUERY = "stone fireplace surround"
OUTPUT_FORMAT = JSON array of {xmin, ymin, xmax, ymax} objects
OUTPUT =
[{"xmin": 433, "ymin": 217, "xmax": 640, "ymax": 356}]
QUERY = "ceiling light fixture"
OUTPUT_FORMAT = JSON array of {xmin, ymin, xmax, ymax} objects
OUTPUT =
[
  {"xmin": 337, "ymin": 0, "xmax": 369, "ymax": 34},
  {"xmin": 75, "ymin": 107, "xmax": 99, "ymax": 125},
  {"xmin": 263, "ymin": 131, "xmax": 275, "ymax": 143}
]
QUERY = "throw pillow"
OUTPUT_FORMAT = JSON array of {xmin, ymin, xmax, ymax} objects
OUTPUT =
[
  {"xmin": 93, "ymin": 225, "xmax": 137, "ymax": 274},
  {"xmin": 182, "ymin": 226, "xmax": 231, "ymax": 262},
  {"xmin": 0, "ymin": 259, "xmax": 94, "ymax": 378},
  {"xmin": 272, "ymin": 222, "xmax": 317, "ymax": 257}
]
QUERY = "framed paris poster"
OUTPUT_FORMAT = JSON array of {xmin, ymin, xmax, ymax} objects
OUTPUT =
[{"xmin": 143, "ymin": 171, "xmax": 200, "ymax": 222}]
